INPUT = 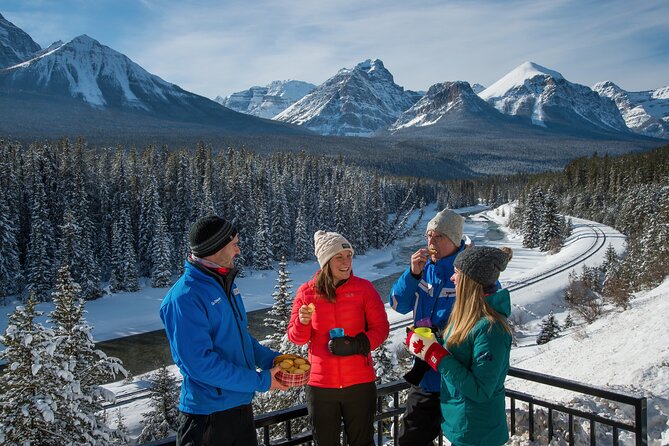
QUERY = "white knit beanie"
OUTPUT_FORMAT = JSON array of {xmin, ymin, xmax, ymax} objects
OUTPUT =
[
  {"xmin": 426, "ymin": 209, "xmax": 464, "ymax": 245},
  {"xmin": 314, "ymin": 230, "xmax": 354, "ymax": 268}
]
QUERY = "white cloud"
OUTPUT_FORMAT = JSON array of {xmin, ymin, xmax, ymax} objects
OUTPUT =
[{"xmin": 5, "ymin": 0, "xmax": 669, "ymax": 98}]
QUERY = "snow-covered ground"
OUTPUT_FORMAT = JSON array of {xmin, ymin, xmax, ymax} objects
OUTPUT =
[{"xmin": 2, "ymin": 203, "xmax": 667, "ymax": 444}]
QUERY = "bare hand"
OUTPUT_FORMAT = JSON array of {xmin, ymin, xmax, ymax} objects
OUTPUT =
[
  {"xmin": 410, "ymin": 248, "xmax": 429, "ymax": 275},
  {"xmin": 269, "ymin": 366, "xmax": 289, "ymax": 391},
  {"xmin": 298, "ymin": 304, "xmax": 313, "ymax": 325}
]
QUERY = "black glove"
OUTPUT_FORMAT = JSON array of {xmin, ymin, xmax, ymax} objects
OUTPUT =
[
  {"xmin": 403, "ymin": 358, "xmax": 431, "ymax": 386},
  {"xmin": 328, "ymin": 333, "xmax": 371, "ymax": 356}
]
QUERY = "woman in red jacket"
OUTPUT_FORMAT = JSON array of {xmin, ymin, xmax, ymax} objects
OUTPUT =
[{"xmin": 288, "ymin": 230, "xmax": 390, "ymax": 446}]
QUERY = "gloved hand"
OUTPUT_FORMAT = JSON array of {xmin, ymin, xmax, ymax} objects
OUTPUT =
[
  {"xmin": 403, "ymin": 358, "xmax": 431, "ymax": 385},
  {"xmin": 328, "ymin": 333, "xmax": 371, "ymax": 356},
  {"xmin": 405, "ymin": 330, "xmax": 450, "ymax": 371}
]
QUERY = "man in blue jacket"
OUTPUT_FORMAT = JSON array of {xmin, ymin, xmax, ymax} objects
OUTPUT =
[
  {"xmin": 161, "ymin": 215, "xmax": 288, "ymax": 446},
  {"xmin": 389, "ymin": 208, "xmax": 466, "ymax": 446}
]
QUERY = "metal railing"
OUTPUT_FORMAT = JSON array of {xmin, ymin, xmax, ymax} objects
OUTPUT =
[
  {"xmin": 506, "ymin": 367, "xmax": 647, "ymax": 446},
  {"xmin": 141, "ymin": 367, "xmax": 647, "ymax": 446}
]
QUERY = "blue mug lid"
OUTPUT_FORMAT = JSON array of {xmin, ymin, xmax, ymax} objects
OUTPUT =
[{"xmin": 329, "ymin": 327, "xmax": 345, "ymax": 338}]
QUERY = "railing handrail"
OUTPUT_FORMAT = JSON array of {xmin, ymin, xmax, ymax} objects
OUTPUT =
[
  {"xmin": 138, "ymin": 367, "xmax": 647, "ymax": 446},
  {"xmin": 507, "ymin": 366, "xmax": 642, "ymax": 406}
]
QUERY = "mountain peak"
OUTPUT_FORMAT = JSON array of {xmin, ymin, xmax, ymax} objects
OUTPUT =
[
  {"xmin": 275, "ymin": 58, "xmax": 416, "ymax": 136},
  {"xmin": 515, "ymin": 61, "xmax": 564, "ymax": 80},
  {"xmin": 481, "ymin": 61, "xmax": 564, "ymax": 100},
  {"xmin": 356, "ymin": 58, "xmax": 385, "ymax": 71},
  {"xmin": 69, "ymin": 34, "xmax": 102, "ymax": 47}
]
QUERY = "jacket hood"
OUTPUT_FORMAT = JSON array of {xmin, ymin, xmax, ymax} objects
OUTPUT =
[{"xmin": 487, "ymin": 288, "xmax": 511, "ymax": 318}]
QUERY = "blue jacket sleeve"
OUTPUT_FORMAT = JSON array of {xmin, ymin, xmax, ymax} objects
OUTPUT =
[
  {"xmin": 252, "ymin": 337, "xmax": 281, "ymax": 370},
  {"xmin": 161, "ymin": 289, "xmax": 272, "ymax": 393},
  {"xmin": 437, "ymin": 323, "xmax": 510, "ymax": 403},
  {"xmin": 389, "ymin": 268, "xmax": 420, "ymax": 315}
]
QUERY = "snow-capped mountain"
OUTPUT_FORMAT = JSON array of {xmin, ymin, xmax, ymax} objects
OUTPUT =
[
  {"xmin": 390, "ymin": 81, "xmax": 499, "ymax": 131},
  {"xmin": 471, "ymin": 83, "xmax": 486, "ymax": 94},
  {"xmin": 1, "ymin": 35, "xmax": 182, "ymax": 110},
  {"xmin": 479, "ymin": 62, "xmax": 629, "ymax": 136},
  {"xmin": 274, "ymin": 59, "xmax": 420, "ymax": 136},
  {"xmin": 388, "ymin": 80, "xmax": 542, "ymax": 137},
  {"xmin": 0, "ymin": 13, "xmax": 41, "ymax": 68},
  {"xmin": 0, "ymin": 34, "xmax": 308, "ymax": 137},
  {"xmin": 215, "ymin": 80, "xmax": 316, "ymax": 119},
  {"xmin": 593, "ymin": 81, "xmax": 669, "ymax": 140}
]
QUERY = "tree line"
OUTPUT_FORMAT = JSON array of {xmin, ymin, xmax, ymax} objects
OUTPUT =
[{"xmin": 0, "ymin": 138, "xmax": 437, "ymax": 303}]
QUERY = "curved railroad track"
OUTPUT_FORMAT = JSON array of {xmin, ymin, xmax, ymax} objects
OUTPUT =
[{"xmin": 389, "ymin": 222, "xmax": 608, "ymax": 331}]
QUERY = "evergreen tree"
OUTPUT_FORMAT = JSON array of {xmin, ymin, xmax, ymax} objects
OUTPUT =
[
  {"xmin": 538, "ymin": 196, "xmax": 562, "ymax": 252},
  {"xmin": 253, "ymin": 194, "xmax": 274, "ymax": 270},
  {"xmin": 137, "ymin": 365, "xmax": 180, "ymax": 443},
  {"xmin": 25, "ymin": 174, "xmax": 56, "ymax": 302},
  {"xmin": 151, "ymin": 212, "xmax": 174, "ymax": 288},
  {"xmin": 536, "ymin": 312, "xmax": 560, "ymax": 344},
  {"xmin": 48, "ymin": 265, "xmax": 127, "ymax": 443},
  {"xmin": 0, "ymin": 295, "xmax": 62, "ymax": 445},
  {"xmin": 0, "ymin": 192, "xmax": 22, "ymax": 302},
  {"xmin": 110, "ymin": 201, "xmax": 140, "ymax": 292},
  {"xmin": 372, "ymin": 338, "xmax": 401, "ymax": 384},
  {"xmin": 293, "ymin": 201, "xmax": 312, "ymax": 263},
  {"xmin": 270, "ymin": 177, "xmax": 291, "ymax": 261},
  {"xmin": 563, "ymin": 313, "xmax": 575, "ymax": 329},
  {"xmin": 522, "ymin": 188, "xmax": 544, "ymax": 248},
  {"xmin": 254, "ymin": 258, "xmax": 308, "ymax": 431},
  {"xmin": 600, "ymin": 243, "xmax": 620, "ymax": 276},
  {"xmin": 110, "ymin": 409, "xmax": 130, "ymax": 445},
  {"xmin": 58, "ymin": 209, "xmax": 103, "ymax": 300},
  {"xmin": 263, "ymin": 257, "xmax": 294, "ymax": 352}
]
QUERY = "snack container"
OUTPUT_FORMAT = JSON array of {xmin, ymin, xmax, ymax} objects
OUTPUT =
[{"xmin": 273, "ymin": 354, "xmax": 311, "ymax": 387}]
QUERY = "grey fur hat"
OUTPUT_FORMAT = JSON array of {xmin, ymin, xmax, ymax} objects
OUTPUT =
[
  {"xmin": 454, "ymin": 246, "xmax": 513, "ymax": 286},
  {"xmin": 426, "ymin": 209, "xmax": 464, "ymax": 245}
]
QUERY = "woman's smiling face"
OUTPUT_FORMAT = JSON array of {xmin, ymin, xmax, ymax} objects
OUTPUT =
[{"xmin": 329, "ymin": 249, "xmax": 353, "ymax": 283}]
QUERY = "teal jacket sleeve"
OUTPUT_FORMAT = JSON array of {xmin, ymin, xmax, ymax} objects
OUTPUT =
[
  {"xmin": 389, "ymin": 268, "xmax": 420, "ymax": 315},
  {"xmin": 437, "ymin": 323, "xmax": 510, "ymax": 403}
]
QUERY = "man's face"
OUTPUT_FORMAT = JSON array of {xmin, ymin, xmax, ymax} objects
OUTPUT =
[
  {"xmin": 208, "ymin": 235, "xmax": 240, "ymax": 268},
  {"xmin": 425, "ymin": 230, "xmax": 458, "ymax": 261}
]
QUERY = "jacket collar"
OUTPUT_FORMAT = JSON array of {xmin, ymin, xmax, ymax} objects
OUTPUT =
[{"xmin": 486, "ymin": 289, "xmax": 511, "ymax": 317}]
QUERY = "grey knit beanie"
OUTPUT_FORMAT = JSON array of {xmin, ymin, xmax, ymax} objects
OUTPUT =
[
  {"xmin": 426, "ymin": 209, "xmax": 464, "ymax": 245},
  {"xmin": 454, "ymin": 246, "xmax": 513, "ymax": 286},
  {"xmin": 314, "ymin": 230, "xmax": 354, "ymax": 268},
  {"xmin": 189, "ymin": 215, "xmax": 237, "ymax": 257}
]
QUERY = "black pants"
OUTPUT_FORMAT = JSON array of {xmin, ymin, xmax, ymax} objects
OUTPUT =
[
  {"xmin": 176, "ymin": 404, "xmax": 257, "ymax": 446},
  {"xmin": 397, "ymin": 386, "xmax": 442, "ymax": 446},
  {"xmin": 306, "ymin": 382, "xmax": 376, "ymax": 446}
]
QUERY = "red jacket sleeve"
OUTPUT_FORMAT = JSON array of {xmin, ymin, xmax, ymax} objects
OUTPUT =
[
  {"xmin": 287, "ymin": 283, "xmax": 312, "ymax": 345},
  {"xmin": 362, "ymin": 281, "xmax": 390, "ymax": 350}
]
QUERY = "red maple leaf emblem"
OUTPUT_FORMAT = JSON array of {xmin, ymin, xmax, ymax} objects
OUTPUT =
[{"xmin": 412, "ymin": 338, "xmax": 425, "ymax": 355}]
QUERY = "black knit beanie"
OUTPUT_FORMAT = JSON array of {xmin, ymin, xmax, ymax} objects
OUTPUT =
[
  {"xmin": 454, "ymin": 246, "xmax": 513, "ymax": 287},
  {"xmin": 189, "ymin": 215, "xmax": 237, "ymax": 257}
]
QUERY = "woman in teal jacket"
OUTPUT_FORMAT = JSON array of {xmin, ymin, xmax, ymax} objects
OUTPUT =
[{"xmin": 406, "ymin": 246, "xmax": 513, "ymax": 446}]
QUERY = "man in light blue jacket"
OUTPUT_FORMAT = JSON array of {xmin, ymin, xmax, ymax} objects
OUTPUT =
[
  {"xmin": 389, "ymin": 208, "xmax": 466, "ymax": 446},
  {"xmin": 161, "ymin": 215, "xmax": 287, "ymax": 446}
]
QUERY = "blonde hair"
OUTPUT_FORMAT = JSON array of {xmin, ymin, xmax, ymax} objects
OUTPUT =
[
  {"xmin": 446, "ymin": 274, "xmax": 511, "ymax": 349},
  {"xmin": 315, "ymin": 263, "xmax": 338, "ymax": 302}
]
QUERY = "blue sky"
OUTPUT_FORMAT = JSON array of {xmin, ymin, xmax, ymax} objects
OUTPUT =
[{"xmin": 3, "ymin": 0, "xmax": 668, "ymax": 99}]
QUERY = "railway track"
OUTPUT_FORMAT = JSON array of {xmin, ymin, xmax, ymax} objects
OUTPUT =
[{"xmin": 389, "ymin": 222, "xmax": 607, "ymax": 332}]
